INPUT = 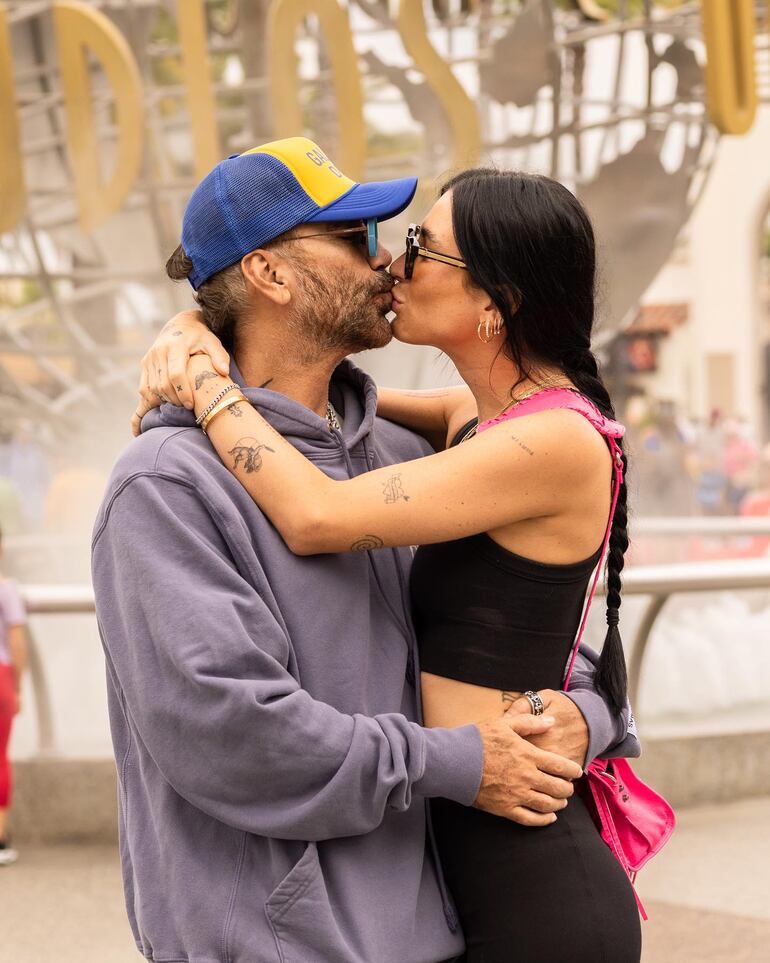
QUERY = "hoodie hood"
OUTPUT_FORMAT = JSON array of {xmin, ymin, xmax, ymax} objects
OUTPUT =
[{"xmin": 140, "ymin": 356, "xmax": 380, "ymax": 452}]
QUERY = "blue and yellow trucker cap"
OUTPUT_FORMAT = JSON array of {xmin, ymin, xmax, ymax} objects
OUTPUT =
[{"xmin": 181, "ymin": 137, "xmax": 418, "ymax": 289}]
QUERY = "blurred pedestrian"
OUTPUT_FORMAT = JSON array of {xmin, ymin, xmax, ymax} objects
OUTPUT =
[
  {"xmin": 740, "ymin": 443, "xmax": 770, "ymax": 556},
  {"xmin": 0, "ymin": 527, "xmax": 27, "ymax": 866},
  {"xmin": 723, "ymin": 419, "xmax": 759, "ymax": 514}
]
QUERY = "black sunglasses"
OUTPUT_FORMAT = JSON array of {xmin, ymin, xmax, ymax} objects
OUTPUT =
[{"xmin": 404, "ymin": 223, "xmax": 467, "ymax": 279}]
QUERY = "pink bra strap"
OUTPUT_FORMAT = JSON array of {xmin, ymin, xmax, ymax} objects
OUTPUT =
[
  {"xmin": 563, "ymin": 439, "xmax": 624, "ymax": 691},
  {"xmin": 477, "ymin": 388, "xmax": 625, "ymax": 692}
]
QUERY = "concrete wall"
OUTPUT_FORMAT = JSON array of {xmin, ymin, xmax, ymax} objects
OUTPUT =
[{"xmin": 12, "ymin": 734, "xmax": 770, "ymax": 845}]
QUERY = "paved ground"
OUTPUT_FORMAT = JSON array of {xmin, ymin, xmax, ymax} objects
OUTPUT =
[{"xmin": 2, "ymin": 796, "xmax": 769, "ymax": 963}]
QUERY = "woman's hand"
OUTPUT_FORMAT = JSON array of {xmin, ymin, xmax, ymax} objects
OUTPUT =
[{"xmin": 131, "ymin": 310, "xmax": 231, "ymax": 437}]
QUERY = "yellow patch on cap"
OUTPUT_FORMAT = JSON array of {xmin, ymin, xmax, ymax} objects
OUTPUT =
[{"xmin": 241, "ymin": 137, "xmax": 356, "ymax": 208}]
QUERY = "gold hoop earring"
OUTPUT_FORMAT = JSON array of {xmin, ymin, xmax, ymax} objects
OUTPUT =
[{"xmin": 477, "ymin": 316, "xmax": 503, "ymax": 343}]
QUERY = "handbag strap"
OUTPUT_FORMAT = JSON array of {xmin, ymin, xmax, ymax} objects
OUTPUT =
[{"xmin": 476, "ymin": 387, "xmax": 625, "ymax": 692}]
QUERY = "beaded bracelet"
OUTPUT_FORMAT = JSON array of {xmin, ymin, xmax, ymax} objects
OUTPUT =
[{"xmin": 195, "ymin": 383, "xmax": 240, "ymax": 425}]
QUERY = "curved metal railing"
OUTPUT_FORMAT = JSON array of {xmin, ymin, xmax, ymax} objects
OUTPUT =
[{"xmin": 20, "ymin": 554, "xmax": 770, "ymax": 754}]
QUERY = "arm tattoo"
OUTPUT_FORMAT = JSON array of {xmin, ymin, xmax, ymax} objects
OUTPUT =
[
  {"xmin": 350, "ymin": 535, "xmax": 385, "ymax": 551},
  {"xmin": 228, "ymin": 437, "xmax": 275, "ymax": 473},
  {"xmin": 501, "ymin": 691, "xmax": 520, "ymax": 706},
  {"xmin": 259, "ymin": 378, "xmax": 274, "ymax": 389},
  {"xmin": 511, "ymin": 434, "xmax": 534, "ymax": 456},
  {"xmin": 195, "ymin": 369, "xmax": 219, "ymax": 391},
  {"xmin": 382, "ymin": 474, "xmax": 410, "ymax": 504},
  {"xmin": 228, "ymin": 402, "xmax": 244, "ymax": 418}
]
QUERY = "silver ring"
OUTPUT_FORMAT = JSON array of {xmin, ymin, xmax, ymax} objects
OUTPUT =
[{"xmin": 524, "ymin": 690, "xmax": 544, "ymax": 716}]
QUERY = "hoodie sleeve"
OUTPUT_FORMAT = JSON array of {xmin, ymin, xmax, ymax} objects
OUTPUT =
[
  {"xmin": 92, "ymin": 472, "xmax": 483, "ymax": 841},
  {"xmin": 563, "ymin": 645, "xmax": 641, "ymax": 766}
]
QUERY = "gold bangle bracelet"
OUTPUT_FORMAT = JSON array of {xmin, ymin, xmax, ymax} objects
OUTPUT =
[{"xmin": 200, "ymin": 393, "xmax": 248, "ymax": 434}]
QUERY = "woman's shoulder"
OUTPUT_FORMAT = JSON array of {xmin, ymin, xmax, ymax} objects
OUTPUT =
[{"xmin": 479, "ymin": 400, "xmax": 614, "ymax": 479}]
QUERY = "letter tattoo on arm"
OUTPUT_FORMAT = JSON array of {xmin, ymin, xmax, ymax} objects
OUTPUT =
[
  {"xmin": 195, "ymin": 370, "xmax": 220, "ymax": 391},
  {"xmin": 228, "ymin": 437, "xmax": 275, "ymax": 473},
  {"xmin": 382, "ymin": 474, "xmax": 410, "ymax": 504}
]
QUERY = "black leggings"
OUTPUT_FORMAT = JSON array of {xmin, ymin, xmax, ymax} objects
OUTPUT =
[{"xmin": 431, "ymin": 783, "xmax": 642, "ymax": 963}]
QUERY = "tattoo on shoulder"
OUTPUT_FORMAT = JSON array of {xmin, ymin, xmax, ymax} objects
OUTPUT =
[
  {"xmin": 382, "ymin": 474, "xmax": 410, "ymax": 504},
  {"xmin": 228, "ymin": 437, "xmax": 275, "ymax": 473},
  {"xmin": 195, "ymin": 370, "xmax": 219, "ymax": 391},
  {"xmin": 350, "ymin": 535, "xmax": 385, "ymax": 551},
  {"xmin": 511, "ymin": 434, "xmax": 534, "ymax": 456}
]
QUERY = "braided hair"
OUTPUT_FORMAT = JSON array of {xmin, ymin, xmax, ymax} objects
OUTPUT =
[{"xmin": 441, "ymin": 169, "xmax": 629, "ymax": 714}]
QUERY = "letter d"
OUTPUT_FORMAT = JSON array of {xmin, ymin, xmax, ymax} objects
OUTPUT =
[{"xmin": 54, "ymin": 0, "xmax": 144, "ymax": 231}]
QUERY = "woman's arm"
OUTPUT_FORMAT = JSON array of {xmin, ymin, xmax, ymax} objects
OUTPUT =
[
  {"xmin": 132, "ymin": 310, "xmax": 230, "ymax": 436},
  {"xmin": 376, "ymin": 386, "xmax": 475, "ymax": 451},
  {"xmin": 190, "ymin": 356, "xmax": 597, "ymax": 555}
]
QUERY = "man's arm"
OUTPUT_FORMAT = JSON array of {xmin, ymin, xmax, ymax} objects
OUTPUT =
[
  {"xmin": 92, "ymin": 472, "xmax": 486, "ymax": 841},
  {"xmin": 504, "ymin": 646, "xmax": 640, "ymax": 769},
  {"xmin": 565, "ymin": 645, "xmax": 640, "ymax": 764},
  {"xmin": 94, "ymin": 472, "xmax": 583, "ymax": 838}
]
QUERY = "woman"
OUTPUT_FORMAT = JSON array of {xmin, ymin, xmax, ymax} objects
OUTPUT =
[
  {"xmin": 0, "ymin": 527, "xmax": 27, "ymax": 867},
  {"xmin": 136, "ymin": 169, "xmax": 641, "ymax": 961}
]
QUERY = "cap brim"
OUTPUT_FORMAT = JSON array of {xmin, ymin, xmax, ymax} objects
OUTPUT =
[{"xmin": 308, "ymin": 176, "xmax": 417, "ymax": 224}]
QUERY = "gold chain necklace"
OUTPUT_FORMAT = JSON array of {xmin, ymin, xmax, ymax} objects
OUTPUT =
[{"xmin": 458, "ymin": 380, "xmax": 577, "ymax": 444}]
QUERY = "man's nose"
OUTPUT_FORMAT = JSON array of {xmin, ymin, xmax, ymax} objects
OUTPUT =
[{"xmin": 368, "ymin": 241, "xmax": 392, "ymax": 272}]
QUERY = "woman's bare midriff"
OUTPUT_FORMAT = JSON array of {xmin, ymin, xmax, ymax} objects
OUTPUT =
[{"xmin": 421, "ymin": 671, "xmax": 522, "ymax": 729}]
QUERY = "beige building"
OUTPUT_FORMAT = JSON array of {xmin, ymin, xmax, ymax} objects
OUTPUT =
[{"xmin": 632, "ymin": 105, "xmax": 770, "ymax": 439}]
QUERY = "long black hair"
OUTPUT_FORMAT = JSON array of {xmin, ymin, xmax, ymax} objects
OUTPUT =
[{"xmin": 441, "ymin": 169, "xmax": 629, "ymax": 714}]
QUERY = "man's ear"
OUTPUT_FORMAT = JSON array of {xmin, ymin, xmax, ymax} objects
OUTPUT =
[{"xmin": 241, "ymin": 248, "xmax": 293, "ymax": 305}]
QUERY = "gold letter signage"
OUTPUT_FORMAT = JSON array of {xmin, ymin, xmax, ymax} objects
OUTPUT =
[
  {"xmin": 701, "ymin": 0, "xmax": 757, "ymax": 135},
  {"xmin": 53, "ymin": 0, "xmax": 144, "ymax": 231},
  {"xmin": 268, "ymin": 0, "xmax": 365, "ymax": 181},
  {"xmin": 0, "ymin": 2, "xmax": 25, "ymax": 234}
]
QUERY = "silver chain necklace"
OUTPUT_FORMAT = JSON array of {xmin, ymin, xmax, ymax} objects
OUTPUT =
[{"xmin": 326, "ymin": 401, "xmax": 341, "ymax": 432}]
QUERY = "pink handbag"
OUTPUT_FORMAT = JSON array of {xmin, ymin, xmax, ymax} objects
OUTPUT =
[{"xmin": 482, "ymin": 389, "xmax": 676, "ymax": 920}]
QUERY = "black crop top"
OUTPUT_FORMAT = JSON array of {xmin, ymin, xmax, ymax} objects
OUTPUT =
[{"xmin": 410, "ymin": 419, "xmax": 602, "ymax": 691}]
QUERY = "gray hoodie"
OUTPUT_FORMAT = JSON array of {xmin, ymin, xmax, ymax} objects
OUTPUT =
[{"xmin": 92, "ymin": 359, "xmax": 638, "ymax": 963}]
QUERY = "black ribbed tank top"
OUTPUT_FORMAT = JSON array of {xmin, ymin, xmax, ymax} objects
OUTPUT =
[{"xmin": 411, "ymin": 418, "xmax": 602, "ymax": 691}]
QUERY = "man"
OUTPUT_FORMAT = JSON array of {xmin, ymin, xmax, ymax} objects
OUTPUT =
[{"xmin": 93, "ymin": 138, "xmax": 638, "ymax": 963}]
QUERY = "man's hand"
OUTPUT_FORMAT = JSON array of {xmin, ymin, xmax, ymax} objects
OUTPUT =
[
  {"xmin": 503, "ymin": 689, "xmax": 589, "ymax": 768},
  {"xmin": 131, "ymin": 309, "xmax": 230, "ymax": 437},
  {"xmin": 473, "ymin": 714, "xmax": 582, "ymax": 827}
]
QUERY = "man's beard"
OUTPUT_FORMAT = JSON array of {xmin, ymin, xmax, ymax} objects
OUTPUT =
[{"xmin": 289, "ymin": 261, "xmax": 394, "ymax": 357}]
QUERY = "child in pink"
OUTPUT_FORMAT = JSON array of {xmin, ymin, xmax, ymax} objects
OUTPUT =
[{"xmin": 0, "ymin": 572, "xmax": 26, "ymax": 866}]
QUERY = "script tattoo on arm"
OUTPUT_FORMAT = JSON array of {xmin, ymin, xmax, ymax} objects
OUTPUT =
[
  {"xmin": 382, "ymin": 474, "xmax": 410, "ymax": 504},
  {"xmin": 511, "ymin": 434, "xmax": 535, "ymax": 456},
  {"xmin": 228, "ymin": 437, "xmax": 275, "ymax": 473},
  {"xmin": 350, "ymin": 535, "xmax": 385, "ymax": 551},
  {"xmin": 195, "ymin": 369, "xmax": 219, "ymax": 391}
]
